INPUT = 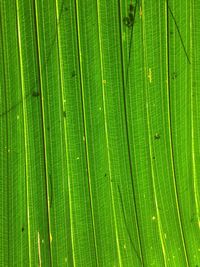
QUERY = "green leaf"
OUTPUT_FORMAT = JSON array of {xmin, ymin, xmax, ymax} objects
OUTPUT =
[{"xmin": 0, "ymin": 0, "xmax": 199, "ymax": 266}]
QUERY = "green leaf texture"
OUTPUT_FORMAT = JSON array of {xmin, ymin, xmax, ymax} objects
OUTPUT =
[{"xmin": 0, "ymin": 0, "xmax": 199, "ymax": 266}]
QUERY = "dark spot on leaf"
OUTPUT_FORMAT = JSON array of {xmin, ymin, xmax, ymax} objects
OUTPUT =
[
  {"xmin": 154, "ymin": 133, "xmax": 160, "ymax": 140},
  {"xmin": 32, "ymin": 91, "xmax": 40, "ymax": 97},
  {"xmin": 129, "ymin": 3, "xmax": 134, "ymax": 12},
  {"xmin": 104, "ymin": 173, "xmax": 107, "ymax": 177},
  {"xmin": 128, "ymin": 12, "xmax": 134, "ymax": 22},
  {"xmin": 152, "ymin": 156, "xmax": 155, "ymax": 160},
  {"xmin": 22, "ymin": 227, "xmax": 24, "ymax": 232},
  {"xmin": 123, "ymin": 16, "xmax": 129, "ymax": 25},
  {"xmin": 71, "ymin": 71, "xmax": 76, "ymax": 78},
  {"xmin": 123, "ymin": 16, "xmax": 133, "ymax": 28},
  {"xmin": 172, "ymin": 72, "xmax": 177, "ymax": 80},
  {"xmin": 123, "ymin": 3, "xmax": 135, "ymax": 28},
  {"xmin": 63, "ymin": 111, "xmax": 66, "ymax": 118}
]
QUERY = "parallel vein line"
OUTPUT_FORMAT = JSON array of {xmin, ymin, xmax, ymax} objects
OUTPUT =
[
  {"xmin": 165, "ymin": 0, "xmax": 189, "ymax": 265},
  {"xmin": 15, "ymin": 1, "xmax": 31, "ymax": 265},
  {"xmin": 75, "ymin": 0, "xmax": 99, "ymax": 265},
  {"xmin": 33, "ymin": 0, "xmax": 53, "ymax": 264},
  {"xmin": 142, "ymin": 1, "xmax": 167, "ymax": 265}
]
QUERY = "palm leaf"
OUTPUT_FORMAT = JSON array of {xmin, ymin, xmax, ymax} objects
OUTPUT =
[{"xmin": 0, "ymin": 0, "xmax": 199, "ymax": 266}]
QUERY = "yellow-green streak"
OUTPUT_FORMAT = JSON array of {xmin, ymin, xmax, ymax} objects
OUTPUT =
[
  {"xmin": 190, "ymin": 0, "xmax": 200, "ymax": 229},
  {"xmin": 34, "ymin": 0, "xmax": 53, "ymax": 264},
  {"xmin": 97, "ymin": 0, "xmax": 123, "ymax": 266},
  {"xmin": 55, "ymin": 0, "xmax": 75, "ymax": 265},
  {"xmin": 15, "ymin": 0, "xmax": 31, "ymax": 265},
  {"xmin": 75, "ymin": 0, "xmax": 99, "ymax": 265},
  {"xmin": 141, "ymin": 1, "xmax": 167, "ymax": 265},
  {"xmin": 164, "ymin": 0, "xmax": 189, "ymax": 265}
]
